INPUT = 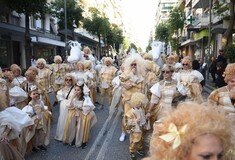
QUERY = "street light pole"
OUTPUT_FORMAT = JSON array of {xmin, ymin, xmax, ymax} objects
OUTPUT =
[
  {"xmin": 207, "ymin": 0, "xmax": 212, "ymax": 80},
  {"xmin": 64, "ymin": 0, "xmax": 67, "ymax": 55},
  {"xmin": 208, "ymin": 0, "xmax": 212, "ymax": 56}
]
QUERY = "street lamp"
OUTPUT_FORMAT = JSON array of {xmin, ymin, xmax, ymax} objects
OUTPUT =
[{"xmin": 64, "ymin": 0, "xmax": 67, "ymax": 55}]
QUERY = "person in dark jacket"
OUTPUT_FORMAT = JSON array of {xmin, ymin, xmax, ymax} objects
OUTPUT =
[{"xmin": 209, "ymin": 56, "xmax": 217, "ymax": 82}]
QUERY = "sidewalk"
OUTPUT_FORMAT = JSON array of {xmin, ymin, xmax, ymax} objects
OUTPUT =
[{"xmin": 204, "ymin": 75, "xmax": 217, "ymax": 94}]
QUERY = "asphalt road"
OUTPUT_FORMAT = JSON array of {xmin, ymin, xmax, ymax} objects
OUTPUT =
[{"xmin": 25, "ymin": 91, "xmax": 209, "ymax": 160}]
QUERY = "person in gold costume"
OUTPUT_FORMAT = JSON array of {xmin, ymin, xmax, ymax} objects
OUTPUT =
[
  {"xmin": 27, "ymin": 85, "xmax": 52, "ymax": 151},
  {"xmin": 125, "ymin": 92, "xmax": 148, "ymax": 160},
  {"xmin": 174, "ymin": 56, "xmax": 204, "ymax": 103},
  {"xmin": 0, "ymin": 107, "xmax": 34, "ymax": 160},
  {"xmin": 143, "ymin": 53, "xmax": 160, "ymax": 77},
  {"xmin": 144, "ymin": 102, "xmax": 235, "ymax": 160},
  {"xmin": 36, "ymin": 58, "xmax": 53, "ymax": 111},
  {"xmin": 119, "ymin": 54, "xmax": 146, "ymax": 142},
  {"xmin": 0, "ymin": 68, "xmax": 9, "ymax": 111},
  {"xmin": 208, "ymin": 63, "xmax": 235, "ymax": 125},
  {"xmin": 54, "ymin": 74, "xmax": 75, "ymax": 141},
  {"xmin": 63, "ymin": 83, "xmax": 97, "ymax": 148},
  {"xmin": 146, "ymin": 65, "xmax": 180, "ymax": 126},
  {"xmin": 99, "ymin": 57, "xmax": 118, "ymax": 109},
  {"xmin": 50, "ymin": 55, "xmax": 68, "ymax": 103},
  {"xmin": 84, "ymin": 60, "xmax": 98, "ymax": 104}
]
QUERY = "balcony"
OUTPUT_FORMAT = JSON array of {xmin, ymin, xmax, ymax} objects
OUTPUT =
[
  {"xmin": 192, "ymin": 0, "xmax": 209, "ymax": 8},
  {"xmin": 186, "ymin": 14, "xmax": 209, "ymax": 29},
  {"xmin": 185, "ymin": 0, "xmax": 191, "ymax": 7}
]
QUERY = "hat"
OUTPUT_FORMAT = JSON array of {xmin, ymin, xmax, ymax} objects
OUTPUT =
[{"xmin": 130, "ymin": 92, "xmax": 147, "ymax": 108}]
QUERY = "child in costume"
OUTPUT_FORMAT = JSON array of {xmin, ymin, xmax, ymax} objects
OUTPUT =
[
  {"xmin": 28, "ymin": 85, "xmax": 52, "ymax": 151},
  {"xmin": 125, "ymin": 92, "xmax": 148, "ymax": 160}
]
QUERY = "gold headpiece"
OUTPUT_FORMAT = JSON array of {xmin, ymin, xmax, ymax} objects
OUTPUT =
[
  {"xmin": 30, "ymin": 85, "xmax": 38, "ymax": 92},
  {"xmin": 76, "ymin": 81, "xmax": 84, "ymax": 86}
]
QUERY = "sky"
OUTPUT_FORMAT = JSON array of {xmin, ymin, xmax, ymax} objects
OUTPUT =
[{"xmin": 122, "ymin": 0, "xmax": 157, "ymax": 50}]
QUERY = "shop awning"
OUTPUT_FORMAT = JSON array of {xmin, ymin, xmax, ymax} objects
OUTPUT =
[{"xmin": 31, "ymin": 36, "xmax": 65, "ymax": 47}]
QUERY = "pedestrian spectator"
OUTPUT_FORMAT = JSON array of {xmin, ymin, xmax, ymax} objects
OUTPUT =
[
  {"xmin": 209, "ymin": 56, "xmax": 217, "ymax": 83},
  {"xmin": 216, "ymin": 49, "xmax": 224, "ymax": 62},
  {"xmin": 144, "ymin": 102, "xmax": 234, "ymax": 160},
  {"xmin": 192, "ymin": 59, "xmax": 200, "ymax": 70},
  {"xmin": 199, "ymin": 58, "xmax": 207, "ymax": 87},
  {"xmin": 215, "ymin": 57, "xmax": 227, "ymax": 88}
]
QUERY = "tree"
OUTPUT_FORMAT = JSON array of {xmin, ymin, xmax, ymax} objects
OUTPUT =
[
  {"xmin": 49, "ymin": 0, "xmax": 83, "ymax": 31},
  {"xmin": 106, "ymin": 25, "xmax": 124, "ymax": 52},
  {"xmin": 2, "ymin": 0, "xmax": 49, "ymax": 67},
  {"xmin": 155, "ymin": 22, "xmax": 170, "ymax": 45},
  {"xmin": 168, "ymin": 8, "xmax": 185, "ymax": 53},
  {"xmin": 83, "ymin": 8, "xmax": 111, "ymax": 59}
]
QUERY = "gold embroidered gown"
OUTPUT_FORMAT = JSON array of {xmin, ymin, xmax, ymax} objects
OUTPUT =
[
  {"xmin": 150, "ymin": 80, "xmax": 178, "ymax": 122},
  {"xmin": 63, "ymin": 97, "xmax": 97, "ymax": 147}
]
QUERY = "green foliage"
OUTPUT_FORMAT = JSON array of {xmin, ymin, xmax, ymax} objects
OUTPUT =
[
  {"xmin": 155, "ymin": 23, "xmax": 170, "ymax": 44},
  {"xmin": 83, "ymin": 10, "xmax": 111, "ymax": 44},
  {"xmin": 106, "ymin": 25, "xmax": 124, "ymax": 51},
  {"xmin": 49, "ymin": 0, "xmax": 83, "ymax": 30},
  {"xmin": 169, "ymin": 37, "xmax": 179, "ymax": 52},
  {"xmin": 213, "ymin": 0, "xmax": 229, "ymax": 20},
  {"xmin": 123, "ymin": 37, "xmax": 131, "ymax": 51},
  {"xmin": 2, "ymin": 0, "xmax": 49, "ymax": 18},
  {"xmin": 168, "ymin": 8, "xmax": 185, "ymax": 35},
  {"xmin": 224, "ymin": 43, "xmax": 235, "ymax": 63}
]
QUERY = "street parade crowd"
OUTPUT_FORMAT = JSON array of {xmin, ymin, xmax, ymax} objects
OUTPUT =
[{"xmin": 0, "ymin": 43, "xmax": 235, "ymax": 160}]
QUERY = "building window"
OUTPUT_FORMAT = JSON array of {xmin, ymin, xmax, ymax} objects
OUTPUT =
[
  {"xmin": 30, "ymin": 16, "xmax": 36, "ymax": 29},
  {"xmin": 0, "ymin": 37, "xmax": 11, "ymax": 69},
  {"xmin": 10, "ymin": 15, "xmax": 20, "ymax": 26}
]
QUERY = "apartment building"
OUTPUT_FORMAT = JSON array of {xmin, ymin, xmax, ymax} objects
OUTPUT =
[{"xmin": 179, "ymin": 0, "xmax": 234, "ymax": 61}]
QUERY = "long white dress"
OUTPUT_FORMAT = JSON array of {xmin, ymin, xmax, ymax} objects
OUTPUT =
[
  {"xmin": 54, "ymin": 86, "xmax": 75, "ymax": 141},
  {"xmin": 0, "ymin": 107, "xmax": 34, "ymax": 160}
]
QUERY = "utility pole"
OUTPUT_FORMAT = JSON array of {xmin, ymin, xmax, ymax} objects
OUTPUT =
[
  {"xmin": 64, "ymin": 0, "xmax": 67, "ymax": 56},
  {"xmin": 207, "ymin": 0, "xmax": 212, "ymax": 79}
]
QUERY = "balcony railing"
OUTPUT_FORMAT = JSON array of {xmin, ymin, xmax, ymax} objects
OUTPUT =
[
  {"xmin": 186, "ymin": 14, "xmax": 209, "ymax": 28},
  {"xmin": 36, "ymin": 27, "xmax": 60, "ymax": 41},
  {"xmin": 192, "ymin": 0, "xmax": 209, "ymax": 8}
]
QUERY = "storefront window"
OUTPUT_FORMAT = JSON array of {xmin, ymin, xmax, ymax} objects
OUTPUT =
[{"xmin": 0, "ymin": 39, "xmax": 11, "ymax": 69}]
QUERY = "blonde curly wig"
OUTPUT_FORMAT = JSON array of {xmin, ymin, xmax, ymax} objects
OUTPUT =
[
  {"xmin": 168, "ymin": 55, "xmax": 175, "ymax": 61},
  {"xmin": 104, "ymin": 57, "xmax": 114, "ymax": 64},
  {"xmin": 224, "ymin": 63, "xmax": 235, "ymax": 83},
  {"xmin": 122, "ymin": 54, "xmax": 146, "ymax": 77},
  {"xmin": 143, "ymin": 53, "xmax": 153, "ymax": 61},
  {"xmin": 84, "ymin": 60, "xmax": 92, "ymax": 70},
  {"xmin": 10, "ymin": 64, "xmax": 22, "ymax": 75},
  {"xmin": 64, "ymin": 73, "xmax": 75, "ymax": 85},
  {"xmin": 145, "ymin": 102, "xmax": 234, "ymax": 160},
  {"xmin": 83, "ymin": 47, "xmax": 91, "ymax": 55},
  {"xmin": 130, "ymin": 92, "xmax": 148, "ymax": 108},
  {"xmin": 3, "ymin": 71, "xmax": 14, "ymax": 81},
  {"xmin": 54, "ymin": 55, "xmax": 62, "ymax": 63},
  {"xmin": 36, "ymin": 58, "xmax": 47, "ymax": 66},
  {"xmin": 25, "ymin": 66, "xmax": 38, "ymax": 79},
  {"xmin": 182, "ymin": 56, "xmax": 192, "ymax": 67}
]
